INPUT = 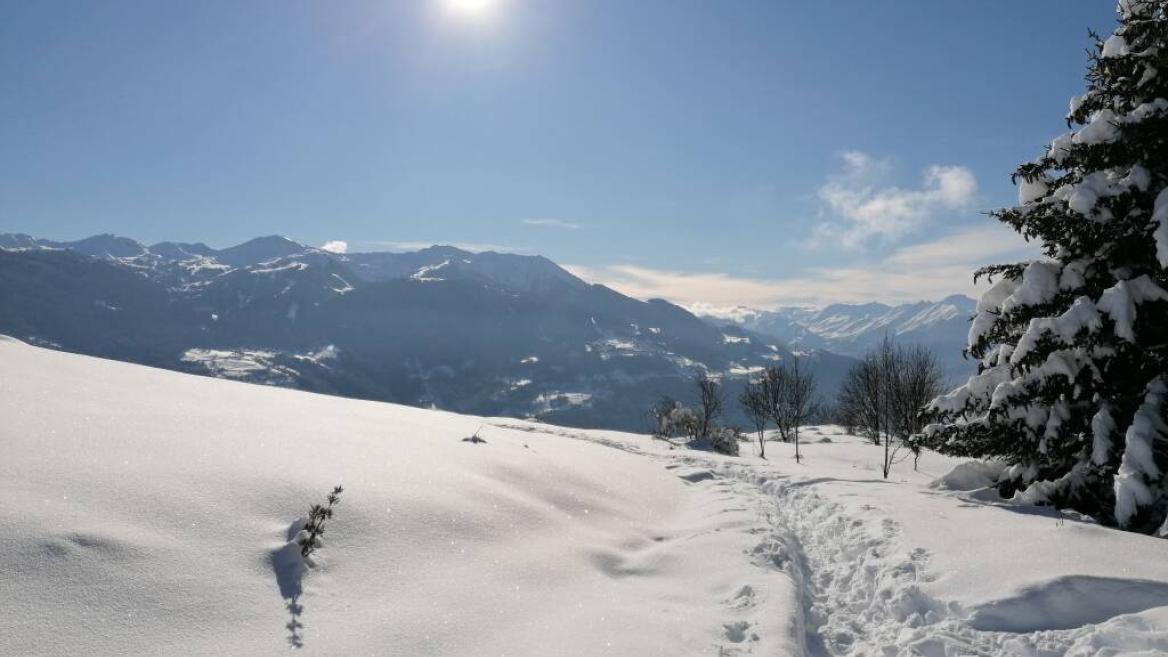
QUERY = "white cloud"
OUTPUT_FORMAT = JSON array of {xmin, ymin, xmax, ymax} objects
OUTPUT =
[
  {"xmin": 522, "ymin": 219, "xmax": 581, "ymax": 230},
  {"xmin": 362, "ymin": 240, "xmax": 526, "ymax": 254},
  {"xmin": 565, "ymin": 224, "xmax": 1040, "ymax": 308},
  {"xmin": 321, "ymin": 240, "xmax": 348, "ymax": 254},
  {"xmin": 815, "ymin": 152, "xmax": 977, "ymax": 249}
]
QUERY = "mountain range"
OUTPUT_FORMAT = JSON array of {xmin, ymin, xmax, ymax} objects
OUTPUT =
[
  {"xmin": 695, "ymin": 296, "xmax": 978, "ymax": 382},
  {"xmin": 0, "ymin": 233, "xmax": 862, "ymax": 431}
]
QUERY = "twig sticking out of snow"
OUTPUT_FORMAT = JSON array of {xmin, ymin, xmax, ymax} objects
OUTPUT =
[
  {"xmin": 462, "ymin": 427, "xmax": 488, "ymax": 444},
  {"xmin": 299, "ymin": 485, "xmax": 343, "ymax": 559}
]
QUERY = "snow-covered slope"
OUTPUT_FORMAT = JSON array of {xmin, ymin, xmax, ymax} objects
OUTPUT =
[
  {"xmin": 3, "ymin": 338, "xmax": 1167, "ymax": 656},
  {"xmin": 0, "ymin": 336, "xmax": 798, "ymax": 656}
]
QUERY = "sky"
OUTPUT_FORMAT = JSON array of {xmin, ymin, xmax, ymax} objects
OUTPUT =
[{"xmin": 0, "ymin": 1, "xmax": 1119, "ymax": 307}]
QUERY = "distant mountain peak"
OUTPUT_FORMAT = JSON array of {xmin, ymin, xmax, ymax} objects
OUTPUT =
[{"xmin": 216, "ymin": 235, "xmax": 311, "ymax": 267}]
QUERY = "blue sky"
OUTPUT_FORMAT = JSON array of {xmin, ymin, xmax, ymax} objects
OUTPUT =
[{"xmin": 1, "ymin": 1, "xmax": 1118, "ymax": 306}]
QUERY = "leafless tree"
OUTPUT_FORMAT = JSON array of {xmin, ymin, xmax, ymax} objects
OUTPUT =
[
  {"xmin": 762, "ymin": 354, "xmax": 818, "ymax": 462},
  {"xmin": 696, "ymin": 372, "xmax": 724, "ymax": 440},
  {"xmin": 838, "ymin": 353, "xmax": 885, "ymax": 445},
  {"xmin": 891, "ymin": 345, "xmax": 944, "ymax": 469},
  {"xmin": 877, "ymin": 336, "xmax": 901, "ymax": 477},
  {"xmin": 839, "ymin": 336, "xmax": 945, "ymax": 477},
  {"xmin": 763, "ymin": 365, "xmax": 791, "ymax": 441},
  {"xmin": 786, "ymin": 354, "xmax": 818, "ymax": 463},
  {"xmin": 739, "ymin": 379, "xmax": 770, "ymax": 458}
]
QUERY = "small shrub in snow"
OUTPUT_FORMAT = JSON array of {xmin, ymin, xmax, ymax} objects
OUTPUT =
[
  {"xmin": 300, "ymin": 485, "xmax": 343, "ymax": 559},
  {"xmin": 650, "ymin": 396, "xmax": 704, "ymax": 442},
  {"xmin": 710, "ymin": 426, "xmax": 741, "ymax": 456}
]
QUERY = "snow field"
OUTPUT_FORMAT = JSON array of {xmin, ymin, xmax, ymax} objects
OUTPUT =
[
  {"xmin": 3, "ymin": 339, "xmax": 1168, "ymax": 656},
  {"xmin": 0, "ymin": 338, "xmax": 793, "ymax": 656}
]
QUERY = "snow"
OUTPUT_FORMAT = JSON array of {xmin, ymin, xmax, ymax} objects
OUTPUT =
[
  {"xmin": 531, "ymin": 391, "xmax": 593, "ymax": 412},
  {"xmin": 928, "ymin": 460, "xmax": 1006, "ymax": 491},
  {"xmin": 1092, "ymin": 406, "xmax": 1117, "ymax": 466},
  {"xmin": 181, "ymin": 348, "xmax": 299, "ymax": 384},
  {"xmin": 1097, "ymin": 275, "xmax": 1168, "ymax": 342},
  {"xmin": 1009, "ymin": 295, "xmax": 1102, "ymax": 364},
  {"xmin": 1048, "ymin": 132, "xmax": 1074, "ymax": 164},
  {"xmin": 1154, "ymin": 187, "xmax": 1168, "ymax": 268},
  {"xmin": 3, "ymin": 341, "xmax": 1168, "ymax": 656},
  {"xmin": 1102, "ymin": 34, "xmax": 1130, "ymax": 59},
  {"xmin": 1114, "ymin": 378, "xmax": 1168, "ymax": 528},
  {"xmin": 251, "ymin": 261, "xmax": 310, "ymax": 274},
  {"xmin": 1073, "ymin": 109, "xmax": 1120, "ymax": 146},
  {"xmin": 1018, "ymin": 175, "xmax": 1049, "ymax": 205},
  {"xmin": 1001, "ymin": 261, "xmax": 1060, "ymax": 313},
  {"xmin": 410, "ymin": 259, "xmax": 449, "ymax": 282},
  {"xmin": 2, "ymin": 340, "xmax": 788, "ymax": 656}
]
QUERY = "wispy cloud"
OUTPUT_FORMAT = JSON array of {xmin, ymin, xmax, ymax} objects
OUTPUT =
[
  {"xmin": 522, "ymin": 219, "xmax": 582, "ymax": 230},
  {"xmin": 359, "ymin": 240, "xmax": 526, "ymax": 254},
  {"xmin": 814, "ymin": 151, "xmax": 977, "ymax": 249},
  {"xmin": 320, "ymin": 240, "xmax": 348, "ymax": 254},
  {"xmin": 566, "ymin": 224, "xmax": 1040, "ymax": 308}
]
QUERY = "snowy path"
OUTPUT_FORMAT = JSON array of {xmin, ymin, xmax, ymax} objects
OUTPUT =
[
  {"xmin": 665, "ymin": 455, "xmax": 1168, "ymax": 657},
  {"xmin": 500, "ymin": 418, "xmax": 1168, "ymax": 657}
]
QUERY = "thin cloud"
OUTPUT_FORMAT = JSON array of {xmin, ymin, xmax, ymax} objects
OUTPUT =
[
  {"xmin": 320, "ymin": 240, "xmax": 348, "ymax": 254},
  {"xmin": 360, "ymin": 240, "xmax": 527, "ymax": 254},
  {"xmin": 522, "ymin": 219, "xmax": 582, "ymax": 230},
  {"xmin": 815, "ymin": 152, "xmax": 977, "ymax": 249},
  {"xmin": 566, "ymin": 224, "xmax": 1039, "ymax": 308}
]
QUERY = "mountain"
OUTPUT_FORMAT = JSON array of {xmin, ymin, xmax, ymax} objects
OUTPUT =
[
  {"xmin": 698, "ymin": 295, "xmax": 978, "ymax": 381},
  {"xmin": 0, "ymin": 233, "xmax": 857, "ymax": 430}
]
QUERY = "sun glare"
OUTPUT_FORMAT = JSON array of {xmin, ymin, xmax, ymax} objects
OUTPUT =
[{"xmin": 443, "ymin": 0, "xmax": 498, "ymax": 19}]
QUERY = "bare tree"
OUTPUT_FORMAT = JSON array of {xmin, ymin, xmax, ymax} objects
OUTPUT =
[
  {"xmin": 892, "ymin": 345, "xmax": 944, "ymax": 470},
  {"xmin": 739, "ymin": 379, "xmax": 770, "ymax": 458},
  {"xmin": 838, "ymin": 353, "xmax": 885, "ymax": 445},
  {"xmin": 839, "ymin": 337, "xmax": 945, "ymax": 477},
  {"xmin": 787, "ymin": 354, "xmax": 818, "ymax": 463},
  {"xmin": 763, "ymin": 365, "xmax": 791, "ymax": 441},
  {"xmin": 761, "ymin": 355, "xmax": 819, "ymax": 462},
  {"xmin": 695, "ymin": 372, "xmax": 724, "ymax": 441},
  {"xmin": 877, "ymin": 336, "xmax": 901, "ymax": 478}
]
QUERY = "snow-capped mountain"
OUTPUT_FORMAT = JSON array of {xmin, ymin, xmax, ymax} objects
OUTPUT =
[
  {"xmin": 0, "ymin": 233, "xmax": 857, "ymax": 430},
  {"xmin": 698, "ymin": 295, "xmax": 977, "ymax": 380}
]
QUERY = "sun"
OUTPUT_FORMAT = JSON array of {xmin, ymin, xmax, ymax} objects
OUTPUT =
[{"xmin": 442, "ymin": 0, "xmax": 498, "ymax": 19}]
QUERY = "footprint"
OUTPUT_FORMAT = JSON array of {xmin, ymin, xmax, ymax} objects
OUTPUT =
[
  {"xmin": 722, "ymin": 620, "xmax": 755, "ymax": 643},
  {"xmin": 676, "ymin": 468, "xmax": 717, "ymax": 483},
  {"xmin": 728, "ymin": 585, "xmax": 757, "ymax": 609}
]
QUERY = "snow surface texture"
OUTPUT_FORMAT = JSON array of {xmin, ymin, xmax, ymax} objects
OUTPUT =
[{"xmin": 3, "ymin": 339, "xmax": 1168, "ymax": 656}]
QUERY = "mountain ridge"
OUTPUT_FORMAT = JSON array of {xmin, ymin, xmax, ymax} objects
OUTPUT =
[
  {"xmin": 695, "ymin": 295, "xmax": 977, "ymax": 379},
  {"xmin": 0, "ymin": 232, "xmax": 858, "ymax": 430}
]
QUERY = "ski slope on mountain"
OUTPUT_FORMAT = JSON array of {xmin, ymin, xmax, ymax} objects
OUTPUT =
[{"xmin": 3, "ymin": 337, "xmax": 1167, "ymax": 656}]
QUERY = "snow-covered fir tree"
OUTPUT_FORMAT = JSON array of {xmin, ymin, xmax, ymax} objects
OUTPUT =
[{"xmin": 925, "ymin": 0, "xmax": 1168, "ymax": 534}]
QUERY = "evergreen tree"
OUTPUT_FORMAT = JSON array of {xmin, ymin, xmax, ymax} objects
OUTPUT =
[{"xmin": 925, "ymin": 1, "xmax": 1168, "ymax": 534}]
